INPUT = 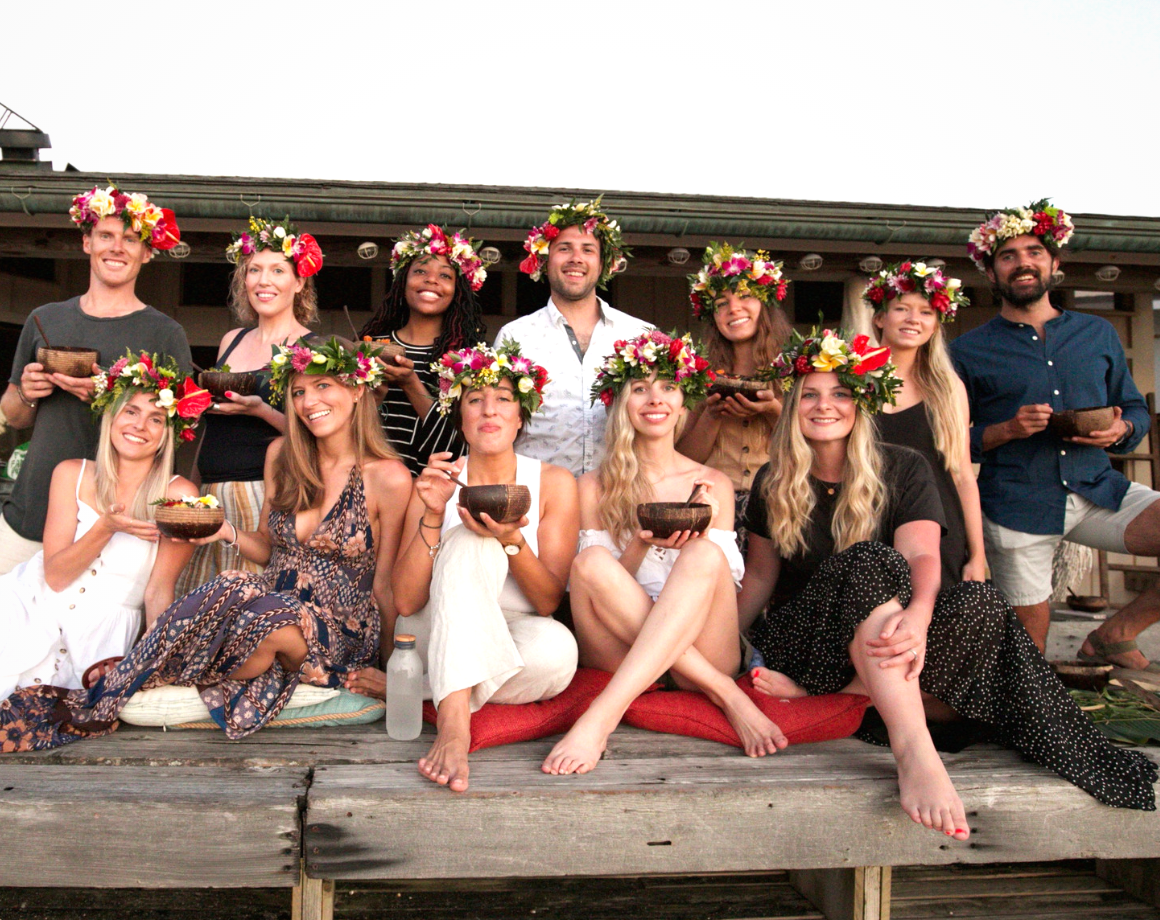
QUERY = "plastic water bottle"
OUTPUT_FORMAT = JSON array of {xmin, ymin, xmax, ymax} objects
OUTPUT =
[{"xmin": 386, "ymin": 634, "xmax": 423, "ymax": 740}]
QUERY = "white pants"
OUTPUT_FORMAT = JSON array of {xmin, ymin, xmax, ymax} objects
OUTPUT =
[
  {"xmin": 400, "ymin": 526, "xmax": 577, "ymax": 712},
  {"xmin": 0, "ymin": 515, "xmax": 42, "ymax": 577}
]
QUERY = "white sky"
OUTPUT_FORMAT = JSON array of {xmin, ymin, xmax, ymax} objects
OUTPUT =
[{"xmin": 4, "ymin": 0, "xmax": 1159, "ymax": 217}]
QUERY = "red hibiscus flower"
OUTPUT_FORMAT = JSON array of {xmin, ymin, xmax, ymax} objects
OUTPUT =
[
  {"xmin": 694, "ymin": 355, "xmax": 710, "ymax": 372},
  {"xmin": 669, "ymin": 339, "xmax": 684, "ymax": 360},
  {"xmin": 850, "ymin": 335, "xmax": 871, "ymax": 355},
  {"xmin": 519, "ymin": 253, "xmax": 540, "ymax": 275},
  {"xmin": 175, "ymin": 377, "xmax": 212, "ymax": 419},
  {"xmin": 295, "ymin": 234, "xmax": 324, "ymax": 278},
  {"xmin": 930, "ymin": 291, "xmax": 951, "ymax": 314},
  {"xmin": 180, "ymin": 427, "xmax": 197, "ymax": 442},
  {"xmin": 599, "ymin": 388, "xmax": 614, "ymax": 407},
  {"xmin": 866, "ymin": 285, "xmax": 886, "ymax": 304},
  {"xmin": 542, "ymin": 224, "xmax": 560, "ymax": 241}
]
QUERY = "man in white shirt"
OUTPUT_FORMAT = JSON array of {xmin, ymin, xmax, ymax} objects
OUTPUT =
[{"xmin": 494, "ymin": 199, "xmax": 651, "ymax": 475}]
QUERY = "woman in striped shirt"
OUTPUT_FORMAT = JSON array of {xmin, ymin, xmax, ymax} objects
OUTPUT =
[{"xmin": 360, "ymin": 226, "xmax": 488, "ymax": 476}]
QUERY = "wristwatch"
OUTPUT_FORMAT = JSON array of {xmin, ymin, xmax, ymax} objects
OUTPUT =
[{"xmin": 502, "ymin": 537, "xmax": 526, "ymax": 556}]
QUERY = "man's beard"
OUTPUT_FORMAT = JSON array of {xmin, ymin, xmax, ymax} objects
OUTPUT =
[{"xmin": 994, "ymin": 269, "xmax": 1052, "ymax": 308}]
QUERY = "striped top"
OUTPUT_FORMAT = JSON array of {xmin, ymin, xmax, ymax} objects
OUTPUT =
[{"xmin": 378, "ymin": 337, "xmax": 465, "ymax": 477}]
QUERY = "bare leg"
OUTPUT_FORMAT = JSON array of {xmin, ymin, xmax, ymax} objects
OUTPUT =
[
  {"xmin": 543, "ymin": 541, "xmax": 786, "ymax": 776},
  {"xmin": 848, "ymin": 598, "xmax": 970, "ymax": 841},
  {"xmin": 1013, "ymin": 601, "xmax": 1050, "ymax": 652},
  {"xmin": 227, "ymin": 625, "xmax": 308, "ymax": 680},
  {"xmin": 1081, "ymin": 583, "xmax": 1160, "ymax": 670},
  {"xmin": 419, "ymin": 687, "xmax": 471, "ymax": 792}
]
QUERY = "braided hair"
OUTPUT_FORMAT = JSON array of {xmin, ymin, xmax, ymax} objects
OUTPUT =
[{"xmin": 360, "ymin": 259, "xmax": 486, "ymax": 355}]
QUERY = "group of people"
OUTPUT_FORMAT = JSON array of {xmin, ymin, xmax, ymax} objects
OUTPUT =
[{"xmin": 0, "ymin": 187, "xmax": 1157, "ymax": 843}]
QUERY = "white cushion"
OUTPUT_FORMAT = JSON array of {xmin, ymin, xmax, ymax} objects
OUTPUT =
[{"xmin": 118, "ymin": 683, "xmax": 340, "ymax": 727}]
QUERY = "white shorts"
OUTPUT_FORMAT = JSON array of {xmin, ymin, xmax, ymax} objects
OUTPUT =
[{"xmin": 983, "ymin": 482, "xmax": 1160, "ymax": 606}]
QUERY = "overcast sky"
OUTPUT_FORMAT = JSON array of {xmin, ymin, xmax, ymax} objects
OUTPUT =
[{"xmin": 4, "ymin": 1, "xmax": 1158, "ymax": 217}]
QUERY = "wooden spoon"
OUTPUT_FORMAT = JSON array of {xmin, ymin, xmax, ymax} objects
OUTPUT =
[{"xmin": 33, "ymin": 315, "xmax": 52, "ymax": 348}]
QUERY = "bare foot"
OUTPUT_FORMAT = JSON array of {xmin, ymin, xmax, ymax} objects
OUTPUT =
[
  {"xmin": 344, "ymin": 667, "xmax": 386, "ymax": 700},
  {"xmin": 895, "ymin": 737, "xmax": 970, "ymax": 841},
  {"xmin": 418, "ymin": 691, "xmax": 471, "ymax": 792},
  {"xmin": 719, "ymin": 686, "xmax": 788, "ymax": 757},
  {"xmin": 542, "ymin": 708, "xmax": 615, "ymax": 775},
  {"xmin": 750, "ymin": 667, "xmax": 807, "ymax": 699}
]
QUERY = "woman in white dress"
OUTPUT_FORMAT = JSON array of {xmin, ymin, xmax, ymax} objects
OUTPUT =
[
  {"xmin": 0, "ymin": 352, "xmax": 206, "ymax": 696},
  {"xmin": 348, "ymin": 339, "xmax": 579, "ymax": 792},
  {"xmin": 542, "ymin": 332, "xmax": 786, "ymax": 777}
]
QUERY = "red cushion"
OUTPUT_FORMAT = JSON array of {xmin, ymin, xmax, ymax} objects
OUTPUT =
[
  {"xmin": 422, "ymin": 667, "xmax": 614, "ymax": 752},
  {"xmin": 622, "ymin": 674, "xmax": 869, "ymax": 748}
]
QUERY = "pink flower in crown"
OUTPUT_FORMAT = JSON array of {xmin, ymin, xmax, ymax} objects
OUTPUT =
[
  {"xmin": 469, "ymin": 352, "xmax": 488, "ymax": 371},
  {"xmin": 440, "ymin": 378, "xmax": 452, "ymax": 394},
  {"xmin": 510, "ymin": 356, "xmax": 532, "ymax": 374},
  {"xmin": 290, "ymin": 346, "xmax": 313, "ymax": 372},
  {"xmin": 356, "ymin": 354, "xmax": 372, "ymax": 378},
  {"xmin": 108, "ymin": 356, "xmax": 129, "ymax": 379},
  {"xmin": 239, "ymin": 233, "xmax": 256, "ymax": 255},
  {"xmin": 583, "ymin": 217, "xmax": 599, "ymax": 234},
  {"xmin": 723, "ymin": 255, "xmax": 751, "ymax": 276}
]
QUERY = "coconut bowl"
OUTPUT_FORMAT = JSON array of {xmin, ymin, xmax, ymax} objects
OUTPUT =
[
  {"xmin": 198, "ymin": 370, "xmax": 260, "ymax": 399},
  {"xmin": 636, "ymin": 502, "xmax": 713, "ymax": 539},
  {"xmin": 154, "ymin": 505, "xmax": 226, "ymax": 540},
  {"xmin": 37, "ymin": 346, "xmax": 100, "ymax": 378},
  {"xmin": 460, "ymin": 484, "xmax": 532, "ymax": 524},
  {"xmin": 367, "ymin": 338, "xmax": 408, "ymax": 362},
  {"xmin": 711, "ymin": 374, "xmax": 770, "ymax": 401},
  {"xmin": 1066, "ymin": 593, "xmax": 1109, "ymax": 613},
  {"xmin": 1049, "ymin": 406, "xmax": 1116, "ymax": 438},
  {"xmin": 1050, "ymin": 658, "xmax": 1113, "ymax": 691}
]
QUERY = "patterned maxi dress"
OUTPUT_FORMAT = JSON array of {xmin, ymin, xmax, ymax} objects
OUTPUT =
[{"xmin": 0, "ymin": 466, "xmax": 379, "ymax": 751}]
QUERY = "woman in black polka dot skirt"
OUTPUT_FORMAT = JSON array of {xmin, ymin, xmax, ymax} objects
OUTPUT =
[{"xmin": 738, "ymin": 330, "xmax": 1157, "ymax": 843}]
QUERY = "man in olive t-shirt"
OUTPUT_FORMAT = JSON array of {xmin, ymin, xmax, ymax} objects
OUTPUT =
[{"xmin": 0, "ymin": 191, "xmax": 190, "ymax": 573}]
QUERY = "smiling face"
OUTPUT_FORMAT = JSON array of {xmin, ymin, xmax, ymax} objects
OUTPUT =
[
  {"xmin": 987, "ymin": 234, "xmax": 1059, "ymax": 308},
  {"xmin": 873, "ymin": 291, "xmax": 938, "ymax": 351},
  {"xmin": 111, "ymin": 390, "xmax": 169, "ymax": 459},
  {"xmin": 83, "ymin": 216, "xmax": 153, "ymax": 290},
  {"xmin": 796, "ymin": 372, "xmax": 856, "ymax": 444},
  {"xmin": 546, "ymin": 224, "xmax": 602, "ymax": 302},
  {"xmin": 245, "ymin": 248, "xmax": 305, "ymax": 319},
  {"xmin": 459, "ymin": 379, "xmax": 523, "ymax": 455},
  {"xmin": 712, "ymin": 292, "xmax": 763, "ymax": 344},
  {"xmin": 404, "ymin": 253, "xmax": 456, "ymax": 318},
  {"xmin": 290, "ymin": 374, "xmax": 360, "ymax": 439},
  {"xmin": 625, "ymin": 374, "xmax": 686, "ymax": 440}
]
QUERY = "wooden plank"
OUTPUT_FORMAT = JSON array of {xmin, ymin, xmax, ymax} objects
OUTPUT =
[
  {"xmin": 293, "ymin": 860, "xmax": 334, "ymax": 920},
  {"xmin": 790, "ymin": 867, "xmax": 892, "ymax": 920},
  {"xmin": 1097, "ymin": 858, "xmax": 1160, "ymax": 907},
  {"xmin": 304, "ymin": 750, "xmax": 1160, "ymax": 880},
  {"xmin": 0, "ymin": 765, "xmax": 305, "ymax": 888}
]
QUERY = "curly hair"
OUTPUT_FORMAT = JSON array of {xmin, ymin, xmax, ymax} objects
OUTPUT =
[
  {"xmin": 228, "ymin": 253, "xmax": 319, "ymax": 327},
  {"xmin": 360, "ymin": 254, "xmax": 486, "ymax": 355}
]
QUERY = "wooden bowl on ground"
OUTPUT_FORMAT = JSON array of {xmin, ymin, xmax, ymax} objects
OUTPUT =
[
  {"xmin": 460, "ymin": 484, "xmax": 532, "ymax": 524},
  {"xmin": 710, "ymin": 374, "xmax": 769, "ymax": 401},
  {"xmin": 367, "ymin": 339, "xmax": 408, "ymax": 362},
  {"xmin": 37, "ymin": 346, "xmax": 100, "ymax": 378},
  {"xmin": 1049, "ymin": 406, "xmax": 1116, "ymax": 438},
  {"xmin": 198, "ymin": 371, "xmax": 259, "ymax": 399},
  {"xmin": 1050, "ymin": 658, "xmax": 1113, "ymax": 691},
  {"xmin": 154, "ymin": 505, "xmax": 226, "ymax": 540},
  {"xmin": 1067, "ymin": 594, "xmax": 1109, "ymax": 613},
  {"xmin": 636, "ymin": 502, "xmax": 713, "ymax": 539}
]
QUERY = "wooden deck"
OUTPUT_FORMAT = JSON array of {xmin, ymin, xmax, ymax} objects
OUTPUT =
[{"xmin": 2, "ymin": 723, "xmax": 1159, "ymax": 920}]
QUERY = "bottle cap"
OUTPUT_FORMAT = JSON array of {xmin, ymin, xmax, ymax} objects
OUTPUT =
[{"xmin": 394, "ymin": 634, "xmax": 416, "ymax": 649}]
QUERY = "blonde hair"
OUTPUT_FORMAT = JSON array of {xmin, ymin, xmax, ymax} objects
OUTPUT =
[
  {"xmin": 909, "ymin": 325, "xmax": 966, "ymax": 476},
  {"xmin": 272, "ymin": 374, "xmax": 399, "ymax": 515},
  {"xmin": 596, "ymin": 382, "xmax": 688, "ymax": 547},
  {"xmin": 94, "ymin": 388, "xmax": 176, "ymax": 521},
  {"xmin": 228, "ymin": 254, "xmax": 319, "ymax": 327},
  {"xmin": 761, "ymin": 378, "xmax": 886, "ymax": 557}
]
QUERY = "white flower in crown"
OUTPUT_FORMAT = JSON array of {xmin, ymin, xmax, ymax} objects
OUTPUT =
[
  {"xmin": 89, "ymin": 187, "xmax": 117, "ymax": 219},
  {"xmin": 274, "ymin": 226, "xmax": 287, "ymax": 238},
  {"xmin": 156, "ymin": 388, "xmax": 175, "ymax": 409},
  {"xmin": 311, "ymin": 353, "xmax": 327, "ymax": 364}
]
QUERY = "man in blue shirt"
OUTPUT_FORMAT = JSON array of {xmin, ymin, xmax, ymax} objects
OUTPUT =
[{"xmin": 951, "ymin": 200, "xmax": 1160, "ymax": 672}]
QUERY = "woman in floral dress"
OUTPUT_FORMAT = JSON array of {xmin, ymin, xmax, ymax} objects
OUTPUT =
[{"xmin": 0, "ymin": 338, "xmax": 411, "ymax": 750}]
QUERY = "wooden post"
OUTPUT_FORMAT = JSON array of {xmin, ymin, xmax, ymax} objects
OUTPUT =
[
  {"xmin": 293, "ymin": 860, "xmax": 335, "ymax": 920},
  {"xmin": 1096, "ymin": 858, "xmax": 1160, "ymax": 907},
  {"xmin": 788, "ymin": 866, "xmax": 891, "ymax": 920}
]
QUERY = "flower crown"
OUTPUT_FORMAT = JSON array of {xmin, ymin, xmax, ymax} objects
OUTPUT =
[
  {"xmin": 269, "ymin": 337, "xmax": 385, "ymax": 400},
  {"xmin": 432, "ymin": 338, "xmax": 549, "ymax": 418},
  {"xmin": 391, "ymin": 225, "xmax": 487, "ymax": 292},
  {"xmin": 590, "ymin": 331, "xmax": 715, "ymax": 408},
  {"xmin": 69, "ymin": 184, "xmax": 181, "ymax": 251},
  {"xmin": 861, "ymin": 260, "xmax": 969, "ymax": 322},
  {"xmin": 91, "ymin": 351, "xmax": 212, "ymax": 442},
  {"xmin": 770, "ymin": 327, "xmax": 901, "ymax": 413},
  {"xmin": 688, "ymin": 242, "xmax": 789, "ymax": 319},
  {"xmin": 967, "ymin": 198, "xmax": 1074, "ymax": 271},
  {"xmin": 519, "ymin": 196, "xmax": 629, "ymax": 289},
  {"xmin": 226, "ymin": 216, "xmax": 324, "ymax": 278}
]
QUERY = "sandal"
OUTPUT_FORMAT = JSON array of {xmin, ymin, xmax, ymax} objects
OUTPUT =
[
  {"xmin": 82, "ymin": 656, "xmax": 124, "ymax": 689},
  {"xmin": 1078, "ymin": 633, "xmax": 1160, "ymax": 674}
]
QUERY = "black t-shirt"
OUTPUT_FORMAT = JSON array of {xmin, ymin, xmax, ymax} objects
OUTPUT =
[{"xmin": 745, "ymin": 444, "xmax": 947, "ymax": 608}]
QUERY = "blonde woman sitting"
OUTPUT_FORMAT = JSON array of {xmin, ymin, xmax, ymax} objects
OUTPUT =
[{"xmin": 543, "ymin": 332, "xmax": 785, "ymax": 777}]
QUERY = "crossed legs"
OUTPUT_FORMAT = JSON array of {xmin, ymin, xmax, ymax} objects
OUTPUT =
[{"xmin": 542, "ymin": 540, "xmax": 787, "ymax": 776}]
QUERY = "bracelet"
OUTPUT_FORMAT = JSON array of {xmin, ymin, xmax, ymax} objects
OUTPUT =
[
  {"xmin": 418, "ymin": 522, "xmax": 441, "ymax": 558},
  {"xmin": 420, "ymin": 517, "xmax": 443, "ymax": 530},
  {"xmin": 16, "ymin": 384, "xmax": 37, "ymax": 409},
  {"xmin": 225, "ymin": 520, "xmax": 239, "ymax": 547}
]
